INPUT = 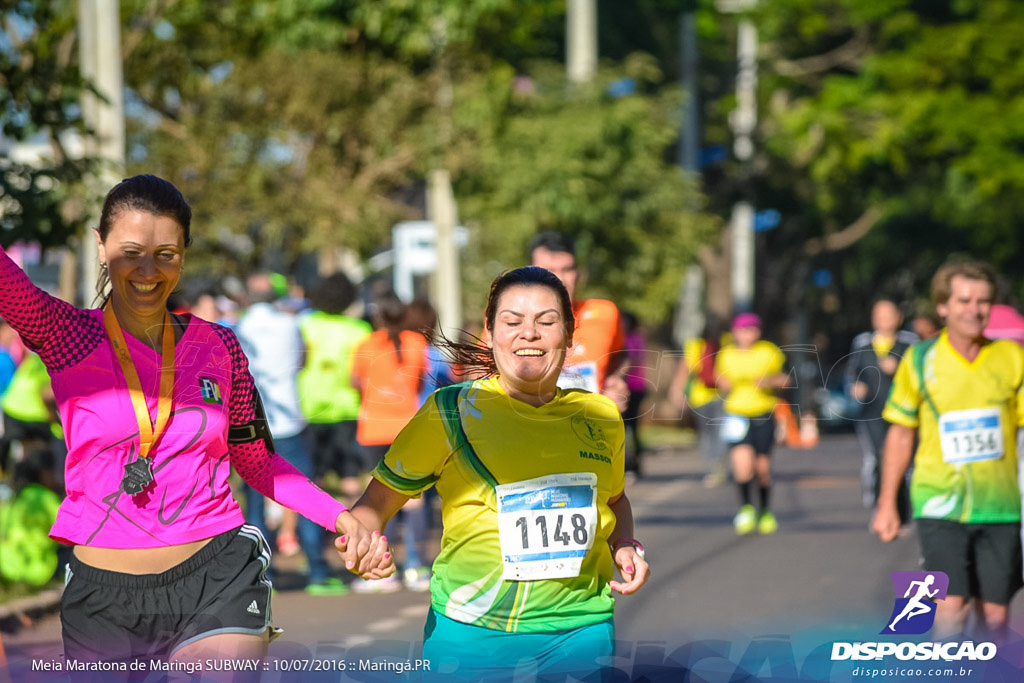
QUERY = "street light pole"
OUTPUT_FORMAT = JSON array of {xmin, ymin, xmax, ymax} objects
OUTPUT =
[{"xmin": 76, "ymin": 0, "xmax": 125, "ymax": 304}]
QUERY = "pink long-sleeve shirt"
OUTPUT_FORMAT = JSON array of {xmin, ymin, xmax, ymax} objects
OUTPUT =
[{"xmin": 0, "ymin": 247, "xmax": 346, "ymax": 548}]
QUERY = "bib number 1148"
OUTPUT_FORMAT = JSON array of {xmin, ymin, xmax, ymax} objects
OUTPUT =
[
  {"xmin": 496, "ymin": 472, "xmax": 598, "ymax": 581},
  {"xmin": 515, "ymin": 512, "xmax": 589, "ymax": 549}
]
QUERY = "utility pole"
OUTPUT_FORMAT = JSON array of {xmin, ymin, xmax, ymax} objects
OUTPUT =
[
  {"xmin": 77, "ymin": 0, "xmax": 125, "ymax": 304},
  {"xmin": 428, "ymin": 18, "xmax": 462, "ymax": 340},
  {"xmin": 428, "ymin": 170, "xmax": 461, "ymax": 338},
  {"xmin": 718, "ymin": 0, "xmax": 758, "ymax": 313},
  {"xmin": 675, "ymin": 11, "xmax": 706, "ymax": 346},
  {"xmin": 679, "ymin": 12, "xmax": 700, "ymax": 175},
  {"xmin": 566, "ymin": 0, "xmax": 597, "ymax": 84}
]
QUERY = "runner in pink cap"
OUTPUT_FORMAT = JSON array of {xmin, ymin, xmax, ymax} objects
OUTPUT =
[{"xmin": 732, "ymin": 312, "xmax": 761, "ymax": 329}]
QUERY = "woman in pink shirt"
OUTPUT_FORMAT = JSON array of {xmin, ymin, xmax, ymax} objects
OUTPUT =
[{"xmin": 0, "ymin": 175, "xmax": 391, "ymax": 669}]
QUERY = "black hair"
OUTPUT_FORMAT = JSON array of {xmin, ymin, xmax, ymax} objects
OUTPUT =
[
  {"xmin": 373, "ymin": 290, "xmax": 407, "ymax": 361},
  {"xmin": 308, "ymin": 272, "xmax": 358, "ymax": 315},
  {"xmin": 404, "ymin": 298, "xmax": 440, "ymax": 343},
  {"xmin": 528, "ymin": 231, "xmax": 576, "ymax": 259}
]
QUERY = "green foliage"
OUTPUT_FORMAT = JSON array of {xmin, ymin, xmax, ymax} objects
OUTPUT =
[
  {"xmin": 5, "ymin": 1, "xmax": 713, "ymax": 325},
  {"xmin": 111, "ymin": 0, "xmax": 712, "ymax": 324},
  {"xmin": 0, "ymin": 1, "xmax": 95, "ymax": 249},
  {"xmin": 754, "ymin": 0, "xmax": 1024, "ymax": 323},
  {"xmin": 456, "ymin": 55, "xmax": 716, "ymax": 322}
]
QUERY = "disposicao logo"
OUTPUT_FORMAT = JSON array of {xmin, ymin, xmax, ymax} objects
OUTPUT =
[
  {"xmin": 881, "ymin": 571, "xmax": 948, "ymax": 635},
  {"xmin": 830, "ymin": 569, "xmax": 997, "ymax": 664}
]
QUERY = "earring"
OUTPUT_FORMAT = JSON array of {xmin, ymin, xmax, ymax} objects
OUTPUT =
[{"xmin": 100, "ymin": 262, "xmax": 108, "ymax": 270}]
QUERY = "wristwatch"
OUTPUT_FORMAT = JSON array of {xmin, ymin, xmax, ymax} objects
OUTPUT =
[{"xmin": 610, "ymin": 537, "xmax": 646, "ymax": 560}]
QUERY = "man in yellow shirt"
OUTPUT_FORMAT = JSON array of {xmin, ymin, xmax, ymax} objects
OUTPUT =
[{"xmin": 874, "ymin": 261, "xmax": 1024, "ymax": 642}]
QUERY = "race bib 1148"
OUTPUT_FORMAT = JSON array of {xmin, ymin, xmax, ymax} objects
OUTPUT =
[{"xmin": 495, "ymin": 472, "xmax": 598, "ymax": 581}]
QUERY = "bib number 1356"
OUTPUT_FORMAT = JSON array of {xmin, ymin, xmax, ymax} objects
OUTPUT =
[
  {"xmin": 939, "ymin": 408, "xmax": 1003, "ymax": 465},
  {"xmin": 496, "ymin": 472, "xmax": 598, "ymax": 581}
]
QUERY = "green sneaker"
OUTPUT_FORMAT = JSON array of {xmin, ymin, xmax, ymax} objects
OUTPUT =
[
  {"xmin": 758, "ymin": 510, "xmax": 778, "ymax": 535},
  {"xmin": 305, "ymin": 577, "xmax": 350, "ymax": 596},
  {"xmin": 733, "ymin": 504, "xmax": 757, "ymax": 535}
]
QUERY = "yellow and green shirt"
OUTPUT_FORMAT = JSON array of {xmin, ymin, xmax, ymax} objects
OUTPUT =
[
  {"xmin": 714, "ymin": 340, "xmax": 786, "ymax": 417},
  {"xmin": 371, "ymin": 376, "xmax": 625, "ymax": 633},
  {"xmin": 883, "ymin": 332, "xmax": 1024, "ymax": 523}
]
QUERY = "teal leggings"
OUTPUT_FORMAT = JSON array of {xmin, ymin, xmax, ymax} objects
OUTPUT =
[{"xmin": 421, "ymin": 609, "xmax": 614, "ymax": 682}]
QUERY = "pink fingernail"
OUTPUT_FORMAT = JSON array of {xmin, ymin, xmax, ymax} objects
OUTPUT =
[
  {"xmin": 338, "ymin": 535, "xmax": 347, "ymax": 544},
  {"xmin": 625, "ymin": 566, "xmax": 634, "ymax": 572},
  {"xmin": 380, "ymin": 536, "xmax": 388, "ymax": 544},
  {"xmin": 384, "ymin": 553, "xmax": 391, "ymax": 560}
]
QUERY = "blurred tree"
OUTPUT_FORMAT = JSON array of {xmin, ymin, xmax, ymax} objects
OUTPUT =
[
  {"xmin": 454, "ymin": 56, "xmax": 716, "ymax": 323},
  {"xmin": 751, "ymin": 0, "xmax": 1024, "ymax": 340},
  {"xmin": 114, "ymin": 0, "xmax": 713, "ymax": 323},
  {"xmin": 0, "ymin": 1, "xmax": 95, "ymax": 250}
]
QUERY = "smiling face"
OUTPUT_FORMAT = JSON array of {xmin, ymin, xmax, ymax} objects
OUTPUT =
[
  {"xmin": 487, "ymin": 284, "xmax": 572, "ymax": 404},
  {"xmin": 937, "ymin": 274, "xmax": 993, "ymax": 345},
  {"xmin": 97, "ymin": 210, "xmax": 186, "ymax": 330}
]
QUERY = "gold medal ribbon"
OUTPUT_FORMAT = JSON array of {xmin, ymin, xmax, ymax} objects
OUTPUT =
[{"xmin": 103, "ymin": 303, "xmax": 175, "ymax": 458}]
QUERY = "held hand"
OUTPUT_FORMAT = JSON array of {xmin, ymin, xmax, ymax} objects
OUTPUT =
[
  {"xmin": 879, "ymin": 356, "xmax": 898, "ymax": 375},
  {"xmin": 851, "ymin": 382, "xmax": 868, "ymax": 401},
  {"xmin": 334, "ymin": 511, "xmax": 395, "ymax": 578},
  {"xmin": 334, "ymin": 532, "xmax": 396, "ymax": 579},
  {"xmin": 871, "ymin": 505, "xmax": 901, "ymax": 543},
  {"xmin": 609, "ymin": 547, "xmax": 650, "ymax": 595}
]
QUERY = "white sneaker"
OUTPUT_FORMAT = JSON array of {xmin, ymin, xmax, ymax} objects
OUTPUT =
[{"xmin": 351, "ymin": 575, "xmax": 403, "ymax": 594}]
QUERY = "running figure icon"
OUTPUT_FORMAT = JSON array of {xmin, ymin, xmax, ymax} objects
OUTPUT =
[{"xmin": 888, "ymin": 574, "xmax": 940, "ymax": 632}]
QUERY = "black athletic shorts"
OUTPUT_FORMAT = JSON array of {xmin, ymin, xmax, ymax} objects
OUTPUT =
[
  {"xmin": 308, "ymin": 420, "xmax": 368, "ymax": 479},
  {"xmin": 61, "ymin": 525, "xmax": 275, "ymax": 667},
  {"xmin": 916, "ymin": 518, "xmax": 1023, "ymax": 605},
  {"xmin": 722, "ymin": 411, "xmax": 776, "ymax": 456}
]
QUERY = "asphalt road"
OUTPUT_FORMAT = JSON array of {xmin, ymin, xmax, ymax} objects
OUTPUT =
[{"xmin": 5, "ymin": 432, "xmax": 1024, "ymax": 682}]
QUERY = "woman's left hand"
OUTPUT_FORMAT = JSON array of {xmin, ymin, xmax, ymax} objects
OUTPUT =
[{"xmin": 609, "ymin": 546, "xmax": 650, "ymax": 595}]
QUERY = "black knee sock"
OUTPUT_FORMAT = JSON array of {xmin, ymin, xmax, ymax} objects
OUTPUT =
[
  {"xmin": 737, "ymin": 479, "xmax": 754, "ymax": 507},
  {"xmin": 759, "ymin": 484, "xmax": 771, "ymax": 512}
]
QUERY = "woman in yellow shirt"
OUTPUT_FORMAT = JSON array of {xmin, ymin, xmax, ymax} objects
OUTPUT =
[{"xmin": 714, "ymin": 313, "xmax": 789, "ymax": 535}]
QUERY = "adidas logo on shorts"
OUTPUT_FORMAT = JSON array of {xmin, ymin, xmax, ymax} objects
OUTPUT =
[{"xmin": 247, "ymin": 600, "xmax": 260, "ymax": 615}]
